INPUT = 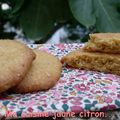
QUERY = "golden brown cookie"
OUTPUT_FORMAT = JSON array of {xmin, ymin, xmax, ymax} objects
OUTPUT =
[
  {"xmin": 61, "ymin": 49, "xmax": 120, "ymax": 76},
  {"xmin": 83, "ymin": 33, "xmax": 120, "ymax": 53},
  {"xmin": 0, "ymin": 40, "xmax": 35, "ymax": 93},
  {"xmin": 13, "ymin": 50, "xmax": 62, "ymax": 93}
]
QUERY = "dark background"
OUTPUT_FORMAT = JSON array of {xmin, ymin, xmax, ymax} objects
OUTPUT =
[{"xmin": 0, "ymin": 0, "xmax": 120, "ymax": 44}]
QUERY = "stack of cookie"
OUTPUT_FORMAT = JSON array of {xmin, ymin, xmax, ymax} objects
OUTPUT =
[
  {"xmin": 61, "ymin": 33, "xmax": 120, "ymax": 76},
  {"xmin": 0, "ymin": 40, "xmax": 62, "ymax": 94}
]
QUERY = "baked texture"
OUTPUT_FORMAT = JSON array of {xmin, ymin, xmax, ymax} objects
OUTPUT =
[
  {"xmin": 0, "ymin": 40, "xmax": 35, "ymax": 93},
  {"xmin": 83, "ymin": 33, "xmax": 120, "ymax": 53},
  {"xmin": 61, "ymin": 49, "xmax": 120, "ymax": 76},
  {"xmin": 13, "ymin": 50, "xmax": 62, "ymax": 93}
]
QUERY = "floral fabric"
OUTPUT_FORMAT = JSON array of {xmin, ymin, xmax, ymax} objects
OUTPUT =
[{"xmin": 0, "ymin": 44, "xmax": 120, "ymax": 119}]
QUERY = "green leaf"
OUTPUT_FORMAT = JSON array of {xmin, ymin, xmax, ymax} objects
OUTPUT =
[
  {"xmin": 68, "ymin": 0, "xmax": 96, "ymax": 28},
  {"xmin": 19, "ymin": 0, "xmax": 71, "ymax": 40},
  {"xmin": 94, "ymin": 0, "xmax": 120, "ymax": 32},
  {"xmin": 85, "ymin": 104, "xmax": 93, "ymax": 110},
  {"xmin": 11, "ymin": 0, "xmax": 24, "ymax": 14},
  {"xmin": 19, "ymin": 0, "xmax": 54, "ymax": 40},
  {"xmin": 17, "ymin": 111, "xmax": 22, "ymax": 117},
  {"xmin": 84, "ymin": 99, "xmax": 91, "ymax": 103},
  {"xmin": 115, "ymin": 100, "xmax": 120, "ymax": 107},
  {"xmin": 51, "ymin": 104, "xmax": 57, "ymax": 110},
  {"xmin": 69, "ymin": 0, "xmax": 120, "ymax": 32},
  {"xmin": 38, "ymin": 106, "xmax": 44, "ymax": 111},
  {"xmin": 62, "ymin": 104, "xmax": 69, "ymax": 111},
  {"xmin": 3, "ymin": 101, "xmax": 10, "ymax": 106}
]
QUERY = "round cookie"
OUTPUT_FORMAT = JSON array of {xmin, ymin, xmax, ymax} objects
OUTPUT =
[
  {"xmin": 0, "ymin": 40, "xmax": 35, "ymax": 93},
  {"xmin": 13, "ymin": 50, "xmax": 62, "ymax": 93}
]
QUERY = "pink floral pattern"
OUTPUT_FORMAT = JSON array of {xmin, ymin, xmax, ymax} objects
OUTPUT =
[
  {"xmin": 73, "ymin": 84, "xmax": 90, "ymax": 92},
  {"xmin": 0, "ymin": 44, "xmax": 120, "ymax": 119}
]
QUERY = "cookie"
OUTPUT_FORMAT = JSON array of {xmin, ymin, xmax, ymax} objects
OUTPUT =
[
  {"xmin": 0, "ymin": 40, "xmax": 35, "ymax": 93},
  {"xmin": 61, "ymin": 49, "xmax": 120, "ymax": 76},
  {"xmin": 83, "ymin": 33, "xmax": 120, "ymax": 53},
  {"xmin": 13, "ymin": 50, "xmax": 62, "ymax": 93}
]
